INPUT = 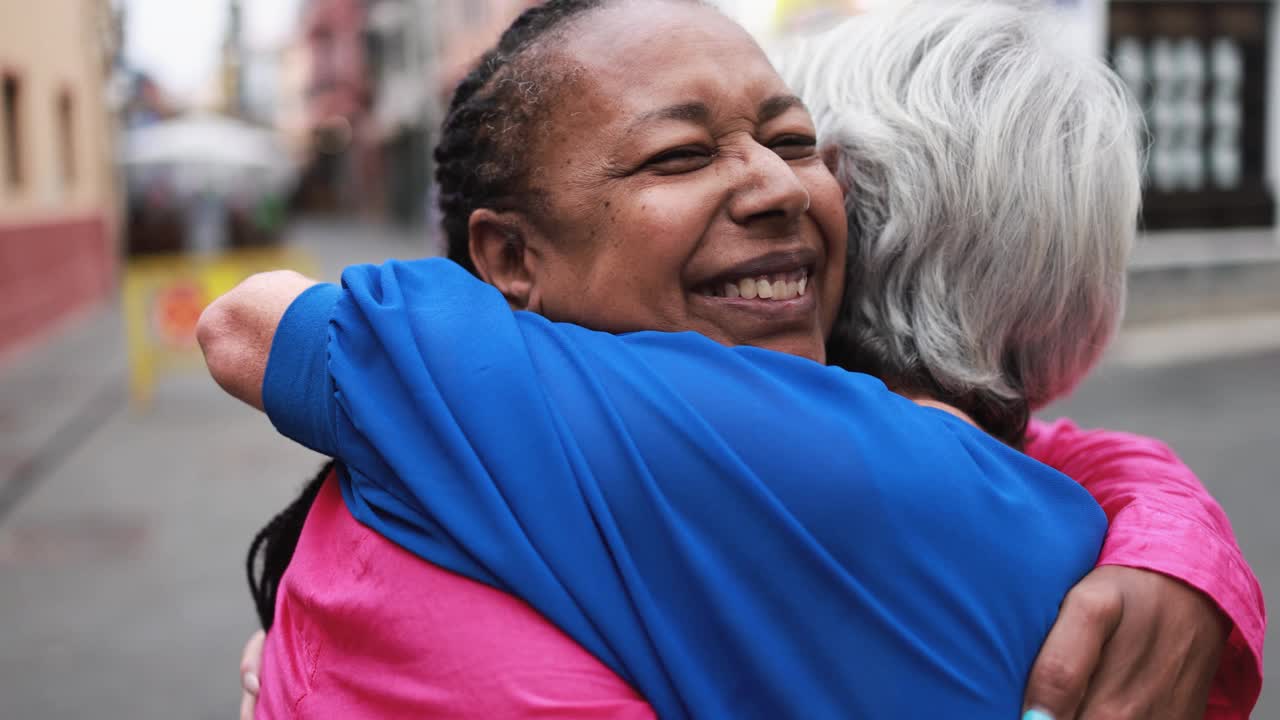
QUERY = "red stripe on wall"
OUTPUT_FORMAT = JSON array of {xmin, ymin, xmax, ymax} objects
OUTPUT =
[{"xmin": 0, "ymin": 213, "xmax": 113, "ymax": 356}]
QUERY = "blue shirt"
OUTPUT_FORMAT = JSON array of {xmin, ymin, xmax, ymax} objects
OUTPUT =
[{"xmin": 263, "ymin": 258, "xmax": 1106, "ymax": 719}]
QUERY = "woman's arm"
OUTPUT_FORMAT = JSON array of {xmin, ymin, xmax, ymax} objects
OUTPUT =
[
  {"xmin": 1023, "ymin": 418, "xmax": 1264, "ymax": 719},
  {"xmin": 198, "ymin": 269, "xmax": 316, "ymax": 412},
  {"xmin": 201, "ymin": 257, "xmax": 1107, "ymax": 719}
]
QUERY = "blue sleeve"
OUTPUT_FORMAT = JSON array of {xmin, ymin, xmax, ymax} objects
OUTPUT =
[
  {"xmin": 279, "ymin": 257, "xmax": 1106, "ymax": 719},
  {"xmin": 262, "ymin": 282, "xmax": 342, "ymax": 456}
]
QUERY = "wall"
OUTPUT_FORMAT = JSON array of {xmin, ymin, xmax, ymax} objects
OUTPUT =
[{"xmin": 0, "ymin": 0, "xmax": 117, "ymax": 357}]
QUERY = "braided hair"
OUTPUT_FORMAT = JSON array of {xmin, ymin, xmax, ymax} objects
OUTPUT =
[
  {"xmin": 434, "ymin": 0, "xmax": 629, "ymax": 274},
  {"xmin": 246, "ymin": 461, "xmax": 332, "ymax": 629},
  {"xmin": 246, "ymin": 0, "xmax": 661, "ymax": 630}
]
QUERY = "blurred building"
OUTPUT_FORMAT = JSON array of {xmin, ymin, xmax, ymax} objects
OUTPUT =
[
  {"xmin": 281, "ymin": 0, "xmax": 535, "ymax": 226},
  {"xmin": 0, "ymin": 0, "xmax": 119, "ymax": 357},
  {"xmin": 366, "ymin": 0, "xmax": 536, "ymax": 227},
  {"xmin": 289, "ymin": 0, "xmax": 376, "ymax": 215},
  {"xmin": 220, "ymin": 0, "xmax": 248, "ymax": 118},
  {"xmin": 107, "ymin": 5, "xmax": 180, "ymax": 130},
  {"xmin": 428, "ymin": 1, "xmax": 538, "ymax": 94},
  {"xmin": 1102, "ymin": 1, "xmax": 1276, "ymax": 230},
  {"xmin": 363, "ymin": 0, "xmax": 438, "ymax": 227}
]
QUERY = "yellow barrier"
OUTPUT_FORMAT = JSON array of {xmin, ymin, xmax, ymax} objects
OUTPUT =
[{"xmin": 122, "ymin": 248, "xmax": 317, "ymax": 408}]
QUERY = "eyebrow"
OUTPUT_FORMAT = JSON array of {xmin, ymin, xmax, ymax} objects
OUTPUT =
[
  {"xmin": 632, "ymin": 102, "xmax": 712, "ymax": 129},
  {"xmin": 627, "ymin": 94, "xmax": 807, "ymax": 133},
  {"xmin": 758, "ymin": 94, "xmax": 806, "ymax": 124}
]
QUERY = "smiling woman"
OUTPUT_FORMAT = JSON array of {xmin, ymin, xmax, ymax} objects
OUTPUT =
[{"xmin": 436, "ymin": 0, "xmax": 846, "ymax": 363}]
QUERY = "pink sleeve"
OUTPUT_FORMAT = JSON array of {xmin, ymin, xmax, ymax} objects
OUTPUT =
[{"xmin": 1025, "ymin": 417, "xmax": 1265, "ymax": 720}]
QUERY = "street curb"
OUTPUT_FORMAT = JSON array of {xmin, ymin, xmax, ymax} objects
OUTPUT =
[{"xmin": 1107, "ymin": 312, "xmax": 1280, "ymax": 369}]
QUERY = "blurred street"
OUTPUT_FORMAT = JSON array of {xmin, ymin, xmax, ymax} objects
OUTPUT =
[
  {"xmin": 0, "ymin": 219, "xmax": 427, "ymax": 719},
  {"xmin": 0, "ymin": 219, "xmax": 1273, "ymax": 719}
]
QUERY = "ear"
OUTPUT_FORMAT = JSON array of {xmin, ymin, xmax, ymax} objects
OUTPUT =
[
  {"xmin": 468, "ymin": 208, "xmax": 543, "ymax": 312},
  {"xmin": 820, "ymin": 144, "xmax": 849, "ymax": 194}
]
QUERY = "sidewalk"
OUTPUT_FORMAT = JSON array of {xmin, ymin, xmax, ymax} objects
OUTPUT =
[
  {"xmin": 0, "ymin": 306, "xmax": 127, "ymax": 523},
  {"xmin": 1126, "ymin": 228, "xmax": 1280, "ymax": 326},
  {"xmin": 0, "ymin": 218, "xmax": 431, "ymax": 521},
  {"xmin": 0, "ymin": 219, "xmax": 428, "ymax": 719}
]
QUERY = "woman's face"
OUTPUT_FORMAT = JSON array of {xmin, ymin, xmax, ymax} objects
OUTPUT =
[{"xmin": 483, "ymin": 0, "xmax": 847, "ymax": 364}]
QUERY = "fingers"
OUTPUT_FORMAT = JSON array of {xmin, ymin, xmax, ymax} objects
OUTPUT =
[
  {"xmin": 1023, "ymin": 578, "xmax": 1124, "ymax": 720},
  {"xmin": 1076, "ymin": 571, "xmax": 1228, "ymax": 720},
  {"xmin": 239, "ymin": 630, "xmax": 265, "ymax": 720},
  {"xmin": 241, "ymin": 629, "xmax": 265, "ymax": 688},
  {"xmin": 240, "ymin": 688, "xmax": 257, "ymax": 720}
]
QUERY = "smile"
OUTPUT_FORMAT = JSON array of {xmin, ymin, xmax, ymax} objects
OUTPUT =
[{"xmin": 695, "ymin": 268, "xmax": 810, "ymax": 301}]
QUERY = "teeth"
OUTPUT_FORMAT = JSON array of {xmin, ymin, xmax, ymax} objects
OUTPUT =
[{"xmin": 703, "ymin": 271, "xmax": 810, "ymax": 301}]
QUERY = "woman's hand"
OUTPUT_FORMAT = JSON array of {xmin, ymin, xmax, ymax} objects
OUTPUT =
[
  {"xmin": 1023, "ymin": 565, "xmax": 1229, "ymax": 719},
  {"xmin": 239, "ymin": 630, "xmax": 265, "ymax": 720}
]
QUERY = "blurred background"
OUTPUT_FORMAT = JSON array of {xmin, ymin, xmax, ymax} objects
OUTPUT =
[{"xmin": 0, "ymin": 0, "xmax": 1276, "ymax": 717}]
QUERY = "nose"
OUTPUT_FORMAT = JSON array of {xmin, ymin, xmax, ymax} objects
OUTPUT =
[{"xmin": 727, "ymin": 141, "xmax": 811, "ymax": 231}]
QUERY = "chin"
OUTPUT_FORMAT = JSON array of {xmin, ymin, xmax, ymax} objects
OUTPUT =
[{"xmin": 756, "ymin": 334, "xmax": 826, "ymax": 364}]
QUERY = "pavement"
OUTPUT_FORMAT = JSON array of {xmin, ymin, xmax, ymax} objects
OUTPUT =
[
  {"xmin": 0, "ymin": 219, "xmax": 430, "ymax": 720},
  {"xmin": 0, "ymin": 219, "xmax": 1276, "ymax": 718}
]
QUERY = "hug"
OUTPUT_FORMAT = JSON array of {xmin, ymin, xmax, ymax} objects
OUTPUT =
[{"xmin": 200, "ymin": 1, "xmax": 1264, "ymax": 717}]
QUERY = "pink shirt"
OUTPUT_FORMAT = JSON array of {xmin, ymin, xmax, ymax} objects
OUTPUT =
[
  {"xmin": 258, "ymin": 417, "xmax": 1264, "ymax": 719},
  {"xmin": 1024, "ymin": 419, "xmax": 1265, "ymax": 719}
]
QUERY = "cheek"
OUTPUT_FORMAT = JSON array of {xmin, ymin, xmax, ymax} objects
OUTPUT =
[
  {"xmin": 545, "ymin": 186, "xmax": 711, "ymax": 330},
  {"xmin": 799, "ymin": 167, "xmax": 849, "ymax": 320},
  {"xmin": 594, "ymin": 183, "xmax": 715, "ymax": 281},
  {"xmin": 608, "ymin": 180, "xmax": 718, "ymax": 238}
]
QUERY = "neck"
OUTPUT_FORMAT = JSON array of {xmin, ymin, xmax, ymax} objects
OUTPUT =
[{"xmin": 905, "ymin": 395, "xmax": 978, "ymax": 428}]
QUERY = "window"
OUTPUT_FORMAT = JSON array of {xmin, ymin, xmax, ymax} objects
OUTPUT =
[
  {"xmin": 1110, "ymin": 2, "xmax": 1274, "ymax": 229},
  {"xmin": 3, "ymin": 74, "xmax": 21, "ymax": 190},
  {"xmin": 57, "ymin": 91, "xmax": 75, "ymax": 189}
]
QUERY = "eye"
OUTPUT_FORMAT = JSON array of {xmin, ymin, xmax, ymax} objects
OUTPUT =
[
  {"xmin": 769, "ymin": 134, "xmax": 818, "ymax": 160},
  {"xmin": 645, "ymin": 145, "xmax": 715, "ymax": 174}
]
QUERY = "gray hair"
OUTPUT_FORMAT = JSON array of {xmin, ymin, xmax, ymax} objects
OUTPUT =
[{"xmin": 776, "ymin": 0, "xmax": 1143, "ymax": 442}]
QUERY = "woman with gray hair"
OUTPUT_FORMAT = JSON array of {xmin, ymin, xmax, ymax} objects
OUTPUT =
[
  {"xmin": 777, "ymin": 4, "xmax": 1259, "ymax": 718},
  {"xmin": 780, "ymin": 0, "xmax": 1139, "ymax": 444},
  {"xmin": 219, "ymin": 0, "xmax": 1259, "ymax": 717}
]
